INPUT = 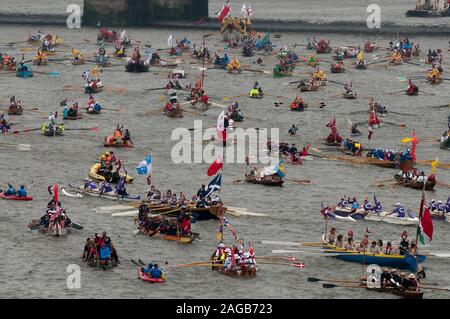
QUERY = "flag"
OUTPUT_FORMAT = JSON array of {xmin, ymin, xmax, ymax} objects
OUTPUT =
[
  {"xmin": 54, "ymin": 183, "xmax": 59, "ymax": 204},
  {"xmin": 205, "ymin": 173, "xmax": 222, "ymax": 197},
  {"xmin": 217, "ymin": 0, "xmax": 231, "ymax": 22},
  {"xmin": 417, "ymin": 193, "xmax": 433, "ymax": 244},
  {"xmin": 401, "ymin": 137, "xmax": 413, "ymax": 143},
  {"xmin": 275, "ymin": 159, "xmax": 286, "ymax": 178},
  {"xmin": 431, "ymin": 157, "xmax": 438, "ymax": 174},
  {"xmin": 217, "ymin": 111, "xmax": 225, "ymax": 132},
  {"xmin": 136, "ymin": 154, "xmax": 153, "ymax": 175},
  {"xmin": 230, "ymin": 245, "xmax": 236, "ymax": 268},
  {"xmin": 207, "ymin": 157, "xmax": 223, "ymax": 176},
  {"xmin": 411, "ymin": 129, "xmax": 418, "ymax": 161},
  {"xmin": 168, "ymin": 34, "xmax": 173, "ymax": 47}
]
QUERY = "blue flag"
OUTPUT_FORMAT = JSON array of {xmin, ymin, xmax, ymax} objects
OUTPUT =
[
  {"xmin": 275, "ymin": 159, "xmax": 286, "ymax": 178},
  {"xmin": 205, "ymin": 173, "xmax": 222, "ymax": 197},
  {"xmin": 136, "ymin": 154, "xmax": 153, "ymax": 175}
]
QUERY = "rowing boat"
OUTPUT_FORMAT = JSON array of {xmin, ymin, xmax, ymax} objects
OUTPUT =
[
  {"xmin": 138, "ymin": 228, "xmax": 199, "ymax": 244},
  {"xmin": 245, "ymin": 174, "xmax": 284, "ymax": 186},
  {"xmin": 66, "ymin": 184, "xmax": 140, "ymax": 202},
  {"xmin": 361, "ymin": 283, "xmax": 423, "ymax": 299},
  {"xmin": 0, "ymin": 192, "xmax": 33, "ymax": 201},
  {"xmin": 300, "ymin": 84, "xmax": 319, "ymax": 92},
  {"xmin": 165, "ymin": 108, "xmax": 183, "ymax": 118},
  {"xmin": 440, "ymin": 138, "xmax": 450, "ymax": 150},
  {"xmin": 213, "ymin": 265, "xmax": 257, "ymax": 278},
  {"xmin": 337, "ymin": 148, "xmax": 414, "ymax": 170},
  {"xmin": 330, "ymin": 207, "xmax": 419, "ymax": 226},
  {"xmin": 343, "ymin": 92, "xmax": 357, "ymax": 99},
  {"xmin": 88, "ymin": 163, "xmax": 134, "ymax": 183},
  {"xmin": 41, "ymin": 124, "xmax": 64, "ymax": 136},
  {"xmin": 290, "ymin": 103, "xmax": 308, "ymax": 111},
  {"xmin": 8, "ymin": 105, "xmax": 23, "ymax": 115},
  {"xmin": 137, "ymin": 268, "xmax": 165, "ymax": 283},
  {"xmin": 84, "ymin": 86, "xmax": 104, "ymax": 94},
  {"xmin": 103, "ymin": 135, "xmax": 134, "ymax": 148},
  {"xmin": 125, "ymin": 62, "xmax": 149, "ymax": 73},
  {"xmin": 321, "ymin": 237, "xmax": 426, "ymax": 271},
  {"xmin": 394, "ymin": 174, "xmax": 436, "ymax": 191}
]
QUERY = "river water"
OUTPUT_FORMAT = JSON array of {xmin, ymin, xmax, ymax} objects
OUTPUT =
[{"xmin": 0, "ymin": 3, "xmax": 449, "ymax": 300}]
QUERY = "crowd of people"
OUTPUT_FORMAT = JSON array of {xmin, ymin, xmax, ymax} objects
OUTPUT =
[
  {"xmin": 211, "ymin": 242, "xmax": 256, "ymax": 273},
  {"xmin": 366, "ymin": 147, "xmax": 413, "ymax": 162},
  {"xmin": 395, "ymin": 168, "xmax": 435, "ymax": 184},
  {"xmin": 325, "ymin": 228, "xmax": 418, "ymax": 256},
  {"xmin": 82, "ymin": 232, "xmax": 119, "ymax": 267}
]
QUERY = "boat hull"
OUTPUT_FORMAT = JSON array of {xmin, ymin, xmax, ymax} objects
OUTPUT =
[
  {"xmin": 0, "ymin": 192, "xmax": 33, "ymax": 201},
  {"xmin": 245, "ymin": 175, "xmax": 284, "ymax": 186}
]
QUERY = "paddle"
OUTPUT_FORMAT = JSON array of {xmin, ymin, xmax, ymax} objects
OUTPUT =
[
  {"xmin": 383, "ymin": 121, "xmax": 406, "ymax": 128},
  {"xmin": 11, "ymin": 128, "xmax": 41, "ymax": 135},
  {"xmin": 308, "ymin": 277, "xmax": 361, "ymax": 284},
  {"xmin": 322, "ymin": 283, "xmax": 367, "ymax": 289},
  {"xmin": 64, "ymin": 127, "xmax": 100, "ymax": 131}
]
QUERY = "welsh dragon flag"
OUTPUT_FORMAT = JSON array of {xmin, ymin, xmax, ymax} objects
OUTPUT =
[{"xmin": 417, "ymin": 193, "xmax": 433, "ymax": 244}]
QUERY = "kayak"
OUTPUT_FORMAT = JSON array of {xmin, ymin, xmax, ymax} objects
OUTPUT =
[
  {"xmin": 0, "ymin": 192, "xmax": 33, "ymax": 201},
  {"xmin": 67, "ymin": 184, "xmax": 140, "ymax": 202},
  {"xmin": 138, "ymin": 268, "xmax": 166, "ymax": 283}
]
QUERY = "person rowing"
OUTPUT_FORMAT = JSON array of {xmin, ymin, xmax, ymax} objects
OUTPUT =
[
  {"xmin": 398, "ymin": 231, "xmax": 411, "ymax": 255},
  {"xmin": 4, "ymin": 183, "xmax": 17, "ymax": 196},
  {"xmin": 350, "ymin": 124, "xmax": 361, "ymax": 136},
  {"xmin": 407, "ymin": 79, "xmax": 419, "ymax": 96},
  {"xmin": 115, "ymin": 176, "xmax": 128, "ymax": 197}
]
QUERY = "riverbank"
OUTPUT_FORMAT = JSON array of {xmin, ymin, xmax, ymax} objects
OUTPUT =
[{"xmin": 0, "ymin": 14, "xmax": 449, "ymax": 36}]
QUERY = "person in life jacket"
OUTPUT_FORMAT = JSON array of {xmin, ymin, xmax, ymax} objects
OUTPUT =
[
  {"xmin": 428, "ymin": 65, "xmax": 441, "ymax": 81},
  {"xmin": 362, "ymin": 199, "xmax": 372, "ymax": 211},
  {"xmin": 356, "ymin": 50, "xmax": 364, "ymax": 64},
  {"xmin": 407, "ymin": 79, "xmax": 419, "ymax": 95},
  {"xmin": 399, "ymin": 230, "xmax": 410, "ymax": 255},
  {"xmin": 83, "ymin": 178, "xmax": 98, "ymax": 190},
  {"xmin": 313, "ymin": 67, "xmax": 327, "ymax": 81},
  {"xmin": 99, "ymin": 181, "xmax": 114, "ymax": 194},
  {"xmin": 392, "ymin": 203, "xmax": 406, "ymax": 218},
  {"xmin": 5, "ymin": 183, "xmax": 17, "ymax": 196},
  {"xmin": 17, "ymin": 185, "xmax": 27, "ymax": 197}
]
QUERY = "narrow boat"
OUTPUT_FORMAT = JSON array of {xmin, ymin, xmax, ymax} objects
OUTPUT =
[
  {"xmin": 361, "ymin": 283, "xmax": 423, "ymax": 299},
  {"xmin": 337, "ymin": 148, "xmax": 414, "ymax": 170},
  {"xmin": 0, "ymin": 192, "xmax": 33, "ymax": 201},
  {"xmin": 8, "ymin": 105, "xmax": 23, "ymax": 115},
  {"xmin": 103, "ymin": 135, "xmax": 134, "ymax": 148},
  {"xmin": 165, "ymin": 108, "xmax": 183, "ymax": 118},
  {"xmin": 137, "ymin": 268, "xmax": 165, "ymax": 283},
  {"xmin": 41, "ymin": 124, "xmax": 64, "ymax": 136},
  {"xmin": 66, "ymin": 184, "xmax": 140, "ymax": 202},
  {"xmin": 89, "ymin": 163, "xmax": 134, "ymax": 183},
  {"xmin": 393, "ymin": 175, "xmax": 436, "ymax": 191},
  {"xmin": 245, "ymin": 174, "xmax": 284, "ymax": 186},
  {"xmin": 213, "ymin": 266, "xmax": 257, "ymax": 278},
  {"xmin": 321, "ymin": 237, "xmax": 426, "ymax": 271},
  {"xmin": 330, "ymin": 207, "xmax": 419, "ymax": 226}
]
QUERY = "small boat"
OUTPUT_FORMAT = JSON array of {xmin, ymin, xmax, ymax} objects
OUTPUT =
[
  {"xmin": 89, "ymin": 163, "xmax": 134, "ymax": 184},
  {"xmin": 16, "ymin": 64, "xmax": 33, "ymax": 78},
  {"xmin": 394, "ymin": 175, "xmax": 436, "ymax": 191},
  {"xmin": 355, "ymin": 61, "xmax": 367, "ymax": 70},
  {"xmin": 331, "ymin": 63, "xmax": 345, "ymax": 73},
  {"xmin": 359, "ymin": 283, "xmax": 423, "ymax": 299},
  {"xmin": 138, "ymin": 228, "xmax": 199, "ymax": 244},
  {"xmin": 330, "ymin": 207, "xmax": 419, "ymax": 226},
  {"xmin": 321, "ymin": 237, "xmax": 426, "ymax": 271},
  {"xmin": 430, "ymin": 210, "xmax": 449, "ymax": 221},
  {"xmin": 41, "ymin": 124, "xmax": 64, "ymax": 136},
  {"xmin": 427, "ymin": 76, "xmax": 443, "ymax": 85},
  {"xmin": 66, "ymin": 184, "xmax": 140, "ymax": 202},
  {"xmin": 72, "ymin": 58, "xmax": 85, "ymax": 65},
  {"xmin": 63, "ymin": 114, "xmax": 82, "ymax": 120},
  {"xmin": 165, "ymin": 108, "xmax": 183, "ymax": 118},
  {"xmin": 28, "ymin": 219, "xmax": 82, "ymax": 237},
  {"xmin": 125, "ymin": 62, "xmax": 149, "ymax": 73},
  {"xmin": 343, "ymin": 92, "xmax": 357, "ymax": 99},
  {"xmin": 213, "ymin": 266, "xmax": 257, "ymax": 278},
  {"xmin": 103, "ymin": 135, "xmax": 134, "ymax": 148},
  {"xmin": 0, "ymin": 192, "xmax": 33, "ymax": 201},
  {"xmin": 273, "ymin": 66, "xmax": 292, "ymax": 77},
  {"xmin": 300, "ymin": 84, "xmax": 319, "ymax": 92},
  {"xmin": 316, "ymin": 39, "xmax": 331, "ymax": 54},
  {"xmin": 440, "ymin": 138, "xmax": 450, "ymax": 150},
  {"xmin": 137, "ymin": 268, "xmax": 165, "ymax": 283},
  {"xmin": 8, "ymin": 105, "xmax": 23, "ymax": 115},
  {"xmin": 245, "ymin": 174, "xmax": 284, "ymax": 187},
  {"xmin": 290, "ymin": 103, "xmax": 308, "ymax": 111}
]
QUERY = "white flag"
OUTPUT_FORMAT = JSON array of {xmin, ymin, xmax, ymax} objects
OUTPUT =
[
  {"xmin": 168, "ymin": 34, "xmax": 173, "ymax": 47},
  {"xmin": 217, "ymin": 110, "xmax": 225, "ymax": 132}
]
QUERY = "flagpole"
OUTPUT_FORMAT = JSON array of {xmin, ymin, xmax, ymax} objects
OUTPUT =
[{"xmin": 414, "ymin": 177, "xmax": 427, "ymax": 273}]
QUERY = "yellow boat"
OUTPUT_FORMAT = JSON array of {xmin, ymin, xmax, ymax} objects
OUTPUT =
[{"xmin": 88, "ymin": 163, "xmax": 134, "ymax": 183}]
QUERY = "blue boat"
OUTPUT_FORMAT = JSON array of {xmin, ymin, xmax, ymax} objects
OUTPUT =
[
  {"xmin": 322, "ymin": 239, "xmax": 426, "ymax": 271},
  {"xmin": 16, "ymin": 64, "xmax": 33, "ymax": 78}
]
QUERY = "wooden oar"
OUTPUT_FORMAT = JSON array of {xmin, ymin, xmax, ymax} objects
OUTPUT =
[
  {"xmin": 64, "ymin": 127, "xmax": 100, "ymax": 131},
  {"xmin": 287, "ymin": 178, "xmax": 311, "ymax": 185},
  {"xmin": 383, "ymin": 121, "xmax": 406, "ymax": 128},
  {"xmin": 322, "ymin": 283, "xmax": 368, "ymax": 289}
]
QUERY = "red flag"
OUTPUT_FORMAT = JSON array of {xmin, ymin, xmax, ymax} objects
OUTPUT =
[
  {"xmin": 217, "ymin": 1, "xmax": 231, "ymax": 23},
  {"xmin": 421, "ymin": 207, "xmax": 434, "ymax": 241},
  {"xmin": 411, "ymin": 129, "xmax": 418, "ymax": 162},
  {"xmin": 54, "ymin": 184, "xmax": 59, "ymax": 204},
  {"xmin": 230, "ymin": 246, "xmax": 236, "ymax": 268},
  {"xmin": 207, "ymin": 158, "xmax": 223, "ymax": 176}
]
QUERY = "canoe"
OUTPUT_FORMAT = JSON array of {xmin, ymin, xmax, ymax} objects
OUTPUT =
[
  {"xmin": 213, "ymin": 266, "xmax": 257, "ymax": 278},
  {"xmin": 67, "ymin": 184, "xmax": 140, "ymax": 202},
  {"xmin": 363, "ymin": 284, "xmax": 423, "ymax": 299},
  {"xmin": 394, "ymin": 175, "xmax": 436, "ymax": 191},
  {"xmin": 125, "ymin": 63, "xmax": 149, "ymax": 72},
  {"xmin": 321, "ymin": 238, "xmax": 426, "ymax": 271},
  {"xmin": 139, "ymin": 229, "xmax": 199, "ymax": 244},
  {"xmin": 290, "ymin": 103, "xmax": 308, "ymax": 111},
  {"xmin": 165, "ymin": 108, "xmax": 183, "ymax": 118},
  {"xmin": 245, "ymin": 175, "xmax": 284, "ymax": 187},
  {"xmin": 63, "ymin": 114, "xmax": 82, "ymax": 120},
  {"xmin": 84, "ymin": 86, "xmax": 104, "ymax": 94},
  {"xmin": 8, "ymin": 106, "xmax": 23, "ymax": 115},
  {"xmin": 0, "ymin": 192, "xmax": 33, "ymax": 201},
  {"xmin": 137, "ymin": 268, "xmax": 165, "ymax": 283},
  {"xmin": 41, "ymin": 124, "xmax": 64, "ymax": 136},
  {"xmin": 88, "ymin": 163, "xmax": 134, "ymax": 183},
  {"xmin": 440, "ymin": 139, "xmax": 450, "ymax": 150},
  {"xmin": 103, "ymin": 136, "xmax": 134, "ymax": 148},
  {"xmin": 331, "ymin": 207, "xmax": 419, "ymax": 226}
]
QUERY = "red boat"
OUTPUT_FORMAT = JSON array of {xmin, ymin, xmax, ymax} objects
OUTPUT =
[
  {"xmin": 137, "ymin": 268, "xmax": 165, "ymax": 284},
  {"xmin": 0, "ymin": 192, "xmax": 33, "ymax": 201}
]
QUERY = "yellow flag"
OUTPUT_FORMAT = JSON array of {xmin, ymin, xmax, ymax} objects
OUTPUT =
[
  {"xmin": 431, "ymin": 157, "xmax": 438, "ymax": 174},
  {"xmin": 92, "ymin": 66, "xmax": 97, "ymax": 78},
  {"xmin": 401, "ymin": 137, "xmax": 413, "ymax": 143}
]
